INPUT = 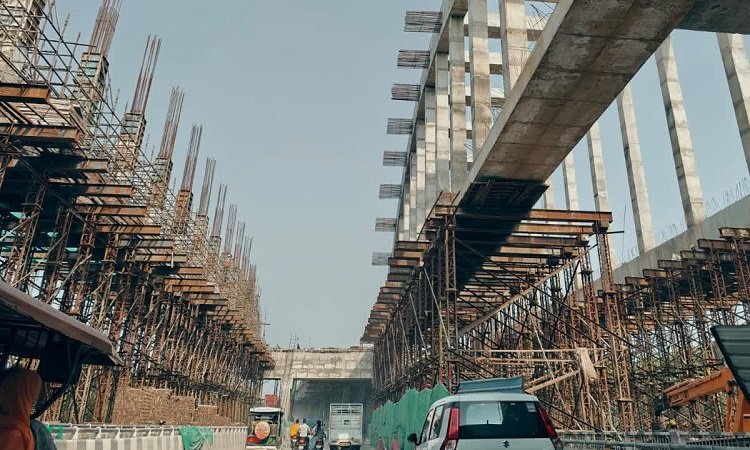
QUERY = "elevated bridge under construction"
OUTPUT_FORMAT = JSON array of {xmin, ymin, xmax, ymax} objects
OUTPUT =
[{"xmin": 367, "ymin": 0, "xmax": 750, "ymax": 436}]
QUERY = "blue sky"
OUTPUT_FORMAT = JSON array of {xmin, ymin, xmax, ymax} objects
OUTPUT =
[{"xmin": 58, "ymin": 1, "xmax": 750, "ymax": 348}]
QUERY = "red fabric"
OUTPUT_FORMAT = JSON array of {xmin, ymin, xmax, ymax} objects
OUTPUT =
[{"xmin": 0, "ymin": 367, "xmax": 42, "ymax": 450}]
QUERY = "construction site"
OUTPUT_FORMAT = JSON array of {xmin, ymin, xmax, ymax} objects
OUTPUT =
[
  {"xmin": 0, "ymin": 0, "xmax": 271, "ymax": 427},
  {"xmin": 366, "ymin": 0, "xmax": 750, "ymax": 438},
  {"xmin": 7, "ymin": 0, "xmax": 750, "ymax": 449}
]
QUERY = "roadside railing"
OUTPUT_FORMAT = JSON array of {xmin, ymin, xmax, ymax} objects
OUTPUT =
[
  {"xmin": 46, "ymin": 424, "xmax": 247, "ymax": 450},
  {"xmin": 45, "ymin": 423, "xmax": 245, "ymax": 440},
  {"xmin": 562, "ymin": 431, "xmax": 750, "ymax": 450}
]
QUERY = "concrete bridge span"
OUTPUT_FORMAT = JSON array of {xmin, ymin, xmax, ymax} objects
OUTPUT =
[{"xmin": 268, "ymin": 348, "xmax": 373, "ymax": 426}]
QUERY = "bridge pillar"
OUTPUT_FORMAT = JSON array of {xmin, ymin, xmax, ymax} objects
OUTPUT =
[
  {"xmin": 500, "ymin": 0, "xmax": 527, "ymax": 95},
  {"xmin": 449, "ymin": 16, "xmax": 468, "ymax": 191},
  {"xmin": 563, "ymin": 154, "xmax": 579, "ymax": 210},
  {"xmin": 0, "ymin": 0, "xmax": 45, "ymax": 83},
  {"xmin": 587, "ymin": 122, "xmax": 618, "ymax": 266},
  {"xmin": 717, "ymin": 33, "xmax": 750, "ymax": 175},
  {"xmin": 400, "ymin": 175, "xmax": 411, "ymax": 241},
  {"xmin": 408, "ymin": 150, "xmax": 418, "ymax": 240},
  {"xmin": 416, "ymin": 121, "xmax": 427, "ymax": 236},
  {"xmin": 587, "ymin": 122, "xmax": 611, "ymax": 213},
  {"xmin": 425, "ymin": 88, "xmax": 438, "ymax": 209},
  {"xmin": 543, "ymin": 177, "xmax": 555, "ymax": 209},
  {"xmin": 436, "ymin": 52, "xmax": 452, "ymax": 194},
  {"xmin": 468, "ymin": 0, "xmax": 492, "ymax": 154},
  {"xmin": 655, "ymin": 35, "xmax": 706, "ymax": 228},
  {"xmin": 617, "ymin": 84, "xmax": 656, "ymax": 253}
]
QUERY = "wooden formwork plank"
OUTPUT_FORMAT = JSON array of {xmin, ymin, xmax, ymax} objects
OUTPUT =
[
  {"xmin": 97, "ymin": 224, "xmax": 162, "ymax": 235},
  {"xmin": 76, "ymin": 204, "xmax": 147, "ymax": 217},
  {"xmin": 0, "ymin": 123, "xmax": 81, "ymax": 147},
  {"xmin": 0, "ymin": 83, "xmax": 50, "ymax": 103}
]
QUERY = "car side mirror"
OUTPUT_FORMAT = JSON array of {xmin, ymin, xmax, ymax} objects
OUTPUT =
[{"xmin": 407, "ymin": 433, "xmax": 418, "ymax": 444}]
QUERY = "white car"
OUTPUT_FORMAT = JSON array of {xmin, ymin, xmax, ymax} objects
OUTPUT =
[{"xmin": 408, "ymin": 379, "xmax": 561, "ymax": 450}]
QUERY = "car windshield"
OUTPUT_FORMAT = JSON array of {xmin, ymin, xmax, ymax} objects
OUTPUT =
[
  {"xmin": 459, "ymin": 401, "xmax": 549, "ymax": 440},
  {"xmin": 251, "ymin": 413, "xmax": 280, "ymax": 424}
]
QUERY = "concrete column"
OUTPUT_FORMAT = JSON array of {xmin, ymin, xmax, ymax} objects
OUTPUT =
[
  {"xmin": 562, "ymin": 154, "xmax": 579, "ymax": 210},
  {"xmin": 425, "ymin": 88, "xmax": 438, "ymax": 209},
  {"xmin": 587, "ymin": 122, "xmax": 618, "ymax": 266},
  {"xmin": 587, "ymin": 122, "xmax": 611, "ymax": 212},
  {"xmin": 468, "ymin": 0, "xmax": 492, "ymax": 154},
  {"xmin": 655, "ymin": 35, "xmax": 705, "ymax": 227},
  {"xmin": 449, "ymin": 16, "xmax": 468, "ymax": 192},
  {"xmin": 543, "ymin": 177, "xmax": 555, "ymax": 209},
  {"xmin": 717, "ymin": 33, "xmax": 750, "ymax": 175},
  {"xmin": 500, "ymin": 0, "xmax": 527, "ymax": 94},
  {"xmin": 400, "ymin": 176, "xmax": 411, "ymax": 241},
  {"xmin": 0, "ymin": 0, "xmax": 44, "ymax": 82},
  {"xmin": 436, "ymin": 53, "xmax": 451, "ymax": 195},
  {"xmin": 617, "ymin": 84, "xmax": 656, "ymax": 253},
  {"xmin": 409, "ymin": 151, "xmax": 418, "ymax": 240},
  {"xmin": 416, "ymin": 121, "xmax": 427, "ymax": 236}
]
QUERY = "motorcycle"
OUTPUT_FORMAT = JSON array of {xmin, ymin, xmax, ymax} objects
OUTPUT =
[
  {"xmin": 296, "ymin": 437, "xmax": 308, "ymax": 450},
  {"xmin": 314, "ymin": 437, "xmax": 324, "ymax": 449},
  {"xmin": 290, "ymin": 436, "xmax": 298, "ymax": 449}
]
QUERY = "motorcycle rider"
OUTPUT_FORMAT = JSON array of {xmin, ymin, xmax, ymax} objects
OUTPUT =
[
  {"xmin": 311, "ymin": 420, "xmax": 326, "ymax": 448},
  {"xmin": 289, "ymin": 419, "xmax": 300, "ymax": 447},
  {"xmin": 297, "ymin": 418, "xmax": 312, "ymax": 448}
]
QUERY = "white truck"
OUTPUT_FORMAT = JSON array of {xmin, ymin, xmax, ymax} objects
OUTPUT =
[{"xmin": 328, "ymin": 403, "xmax": 364, "ymax": 450}]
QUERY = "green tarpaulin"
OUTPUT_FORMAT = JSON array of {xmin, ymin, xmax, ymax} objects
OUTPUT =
[
  {"xmin": 179, "ymin": 426, "xmax": 215, "ymax": 450},
  {"xmin": 369, "ymin": 384, "xmax": 450, "ymax": 449}
]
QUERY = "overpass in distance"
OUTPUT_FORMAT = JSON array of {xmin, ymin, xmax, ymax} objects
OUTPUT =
[
  {"xmin": 368, "ymin": 0, "xmax": 750, "ymax": 435},
  {"xmin": 267, "ymin": 348, "xmax": 373, "ymax": 423}
]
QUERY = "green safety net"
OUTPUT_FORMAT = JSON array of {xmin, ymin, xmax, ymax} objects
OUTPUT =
[
  {"xmin": 369, "ymin": 384, "xmax": 450, "ymax": 448},
  {"xmin": 178, "ymin": 426, "xmax": 215, "ymax": 450}
]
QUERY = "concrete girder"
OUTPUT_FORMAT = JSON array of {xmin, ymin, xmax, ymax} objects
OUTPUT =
[{"xmin": 463, "ymin": 0, "xmax": 700, "ymax": 194}]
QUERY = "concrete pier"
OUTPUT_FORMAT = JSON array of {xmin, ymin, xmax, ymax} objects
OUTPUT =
[
  {"xmin": 425, "ymin": 88, "xmax": 438, "ymax": 208},
  {"xmin": 717, "ymin": 33, "xmax": 750, "ymax": 175},
  {"xmin": 416, "ymin": 121, "xmax": 427, "ymax": 234},
  {"xmin": 617, "ymin": 84, "xmax": 656, "ymax": 253},
  {"xmin": 587, "ymin": 122, "xmax": 610, "ymax": 213},
  {"xmin": 409, "ymin": 153, "xmax": 418, "ymax": 240},
  {"xmin": 500, "ymin": 0, "xmax": 527, "ymax": 95},
  {"xmin": 449, "ymin": 16, "xmax": 468, "ymax": 191},
  {"xmin": 543, "ymin": 176, "xmax": 555, "ymax": 209},
  {"xmin": 468, "ymin": 0, "xmax": 492, "ymax": 153},
  {"xmin": 563, "ymin": 154, "xmax": 579, "ymax": 210},
  {"xmin": 655, "ymin": 35, "xmax": 705, "ymax": 227},
  {"xmin": 435, "ymin": 53, "xmax": 451, "ymax": 194},
  {"xmin": 400, "ymin": 174, "xmax": 411, "ymax": 241}
]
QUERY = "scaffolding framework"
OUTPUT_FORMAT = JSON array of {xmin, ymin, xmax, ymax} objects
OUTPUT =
[
  {"xmin": 0, "ymin": 0, "xmax": 271, "ymax": 424},
  {"xmin": 366, "ymin": 183, "xmax": 750, "ymax": 432}
]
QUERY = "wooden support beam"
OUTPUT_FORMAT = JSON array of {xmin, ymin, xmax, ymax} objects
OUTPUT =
[
  {"xmin": 76, "ymin": 204, "xmax": 147, "ymax": 217},
  {"xmin": 0, "ymin": 83, "xmax": 50, "ymax": 103},
  {"xmin": 46, "ymin": 159, "xmax": 109, "ymax": 174},
  {"xmin": 0, "ymin": 123, "xmax": 81, "ymax": 147},
  {"xmin": 134, "ymin": 253, "xmax": 188, "ymax": 263},
  {"xmin": 96, "ymin": 224, "xmax": 162, "ymax": 235}
]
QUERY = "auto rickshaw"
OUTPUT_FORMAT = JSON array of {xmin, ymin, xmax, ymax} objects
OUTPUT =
[{"xmin": 0, "ymin": 280, "xmax": 123, "ymax": 418}]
